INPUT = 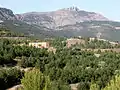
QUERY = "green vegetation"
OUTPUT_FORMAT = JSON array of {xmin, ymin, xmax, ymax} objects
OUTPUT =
[
  {"xmin": 21, "ymin": 69, "xmax": 70, "ymax": 90},
  {"xmin": 74, "ymin": 38, "xmax": 117, "ymax": 49},
  {"xmin": 0, "ymin": 28, "xmax": 25, "ymax": 37},
  {"xmin": 0, "ymin": 39, "xmax": 16, "ymax": 65},
  {"xmin": 1, "ymin": 37, "xmax": 120, "ymax": 90},
  {"xmin": 90, "ymin": 75, "xmax": 120, "ymax": 90},
  {"xmin": 2, "ymin": 20, "xmax": 120, "ymax": 41},
  {"xmin": 103, "ymin": 75, "xmax": 120, "ymax": 90},
  {"xmin": 0, "ymin": 20, "xmax": 57, "ymax": 38},
  {"xmin": 21, "ymin": 69, "xmax": 51, "ymax": 90},
  {"xmin": 0, "ymin": 68, "xmax": 23, "ymax": 90},
  {"xmin": 49, "ymin": 37, "xmax": 66, "ymax": 48}
]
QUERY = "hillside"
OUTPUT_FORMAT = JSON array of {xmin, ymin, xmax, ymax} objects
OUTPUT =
[
  {"xmin": 57, "ymin": 21, "xmax": 120, "ymax": 41},
  {"xmin": 0, "ymin": 20, "xmax": 58, "ymax": 38},
  {"xmin": 1, "ymin": 20, "xmax": 120, "ymax": 41},
  {"xmin": 0, "ymin": 7, "xmax": 16, "ymax": 21},
  {"xmin": 16, "ymin": 6, "xmax": 108, "ymax": 29},
  {"xmin": 1, "ymin": 7, "xmax": 120, "ymax": 41}
]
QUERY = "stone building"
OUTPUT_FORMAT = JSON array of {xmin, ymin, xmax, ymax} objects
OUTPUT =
[{"xmin": 66, "ymin": 38, "xmax": 85, "ymax": 48}]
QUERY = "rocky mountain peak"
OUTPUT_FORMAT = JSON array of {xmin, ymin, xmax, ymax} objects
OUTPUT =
[
  {"xmin": 16, "ymin": 6, "xmax": 109, "ymax": 29},
  {"xmin": 1, "ymin": 6, "xmax": 106, "ymax": 29},
  {"xmin": 62, "ymin": 6, "xmax": 80, "ymax": 11},
  {"xmin": 0, "ymin": 7, "xmax": 16, "ymax": 20}
]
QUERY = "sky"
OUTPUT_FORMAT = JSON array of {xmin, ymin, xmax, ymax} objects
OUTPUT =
[{"xmin": 0, "ymin": 0, "xmax": 120, "ymax": 21}]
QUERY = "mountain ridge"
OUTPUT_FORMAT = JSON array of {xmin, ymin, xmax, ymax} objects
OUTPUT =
[
  {"xmin": 15, "ymin": 6, "xmax": 109, "ymax": 29},
  {"xmin": 0, "ymin": 7, "xmax": 16, "ymax": 21},
  {"xmin": 1, "ymin": 7, "xmax": 120, "ymax": 41}
]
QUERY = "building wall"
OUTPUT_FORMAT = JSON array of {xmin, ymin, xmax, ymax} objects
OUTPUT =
[
  {"xmin": 29, "ymin": 42, "xmax": 49, "ymax": 48},
  {"xmin": 66, "ymin": 38, "xmax": 85, "ymax": 48}
]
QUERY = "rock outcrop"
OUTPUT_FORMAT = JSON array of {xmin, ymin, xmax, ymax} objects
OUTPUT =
[
  {"xmin": 0, "ymin": 7, "xmax": 16, "ymax": 20},
  {"xmin": 16, "ymin": 6, "xmax": 109, "ymax": 29}
]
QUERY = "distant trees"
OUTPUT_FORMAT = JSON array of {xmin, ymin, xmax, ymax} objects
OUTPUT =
[
  {"xmin": 0, "ymin": 28, "xmax": 25, "ymax": 37},
  {"xmin": 50, "ymin": 37, "xmax": 66, "ymax": 48},
  {"xmin": 80, "ymin": 39, "xmax": 113, "ymax": 49}
]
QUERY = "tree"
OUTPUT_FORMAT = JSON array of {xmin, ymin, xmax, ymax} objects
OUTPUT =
[
  {"xmin": 103, "ymin": 75, "xmax": 120, "ymax": 90},
  {"xmin": 90, "ymin": 83, "xmax": 99, "ymax": 90},
  {"xmin": 51, "ymin": 80, "xmax": 71, "ymax": 90},
  {"xmin": 0, "ymin": 68, "xmax": 23, "ymax": 90},
  {"xmin": 89, "ymin": 75, "xmax": 120, "ymax": 90},
  {"xmin": 21, "ymin": 69, "xmax": 52, "ymax": 90}
]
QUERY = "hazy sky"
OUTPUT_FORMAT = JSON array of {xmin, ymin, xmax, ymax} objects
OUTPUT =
[{"xmin": 0, "ymin": 0, "xmax": 120, "ymax": 21}]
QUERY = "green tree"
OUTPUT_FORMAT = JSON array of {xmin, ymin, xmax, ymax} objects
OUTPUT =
[
  {"xmin": 103, "ymin": 75, "xmax": 120, "ymax": 90},
  {"xmin": 21, "ymin": 69, "xmax": 52, "ymax": 90},
  {"xmin": 90, "ymin": 83, "xmax": 99, "ymax": 90},
  {"xmin": 51, "ymin": 80, "xmax": 70, "ymax": 90},
  {"xmin": 0, "ymin": 68, "xmax": 23, "ymax": 90}
]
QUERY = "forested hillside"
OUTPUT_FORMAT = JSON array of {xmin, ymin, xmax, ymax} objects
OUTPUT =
[{"xmin": 0, "ymin": 37, "xmax": 120, "ymax": 90}]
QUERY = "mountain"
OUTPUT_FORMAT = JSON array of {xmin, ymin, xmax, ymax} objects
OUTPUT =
[
  {"xmin": 1, "ymin": 7, "xmax": 120, "ymax": 41},
  {"xmin": 57, "ymin": 21, "xmax": 120, "ymax": 41},
  {"xmin": 16, "ymin": 6, "xmax": 108, "ymax": 29},
  {"xmin": 0, "ymin": 20, "xmax": 59, "ymax": 38},
  {"xmin": 1, "ymin": 20, "xmax": 120, "ymax": 41},
  {"xmin": 0, "ymin": 7, "xmax": 57, "ymax": 38},
  {"xmin": 0, "ymin": 7, "xmax": 16, "ymax": 21}
]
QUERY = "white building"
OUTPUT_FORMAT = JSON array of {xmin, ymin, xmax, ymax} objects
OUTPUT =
[
  {"xmin": 29, "ymin": 42, "xmax": 49, "ymax": 48},
  {"xmin": 109, "ymin": 41, "xmax": 118, "ymax": 46},
  {"xmin": 89, "ymin": 38, "xmax": 95, "ymax": 41}
]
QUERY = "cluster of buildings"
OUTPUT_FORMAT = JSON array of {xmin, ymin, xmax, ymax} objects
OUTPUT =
[
  {"xmin": 28, "ymin": 42, "xmax": 56, "ymax": 53},
  {"xmin": 29, "ymin": 42, "xmax": 49, "ymax": 48},
  {"xmin": 27, "ymin": 36, "xmax": 119, "ymax": 50}
]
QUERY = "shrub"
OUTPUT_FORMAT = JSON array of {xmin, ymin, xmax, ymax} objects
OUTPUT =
[
  {"xmin": 21, "ymin": 68, "xmax": 52, "ymax": 90},
  {"xmin": 90, "ymin": 83, "xmax": 99, "ymax": 90},
  {"xmin": 0, "ymin": 68, "xmax": 23, "ymax": 90},
  {"xmin": 103, "ymin": 75, "xmax": 120, "ymax": 90}
]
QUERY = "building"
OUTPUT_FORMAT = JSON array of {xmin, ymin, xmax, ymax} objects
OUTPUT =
[
  {"xmin": 89, "ymin": 38, "xmax": 108, "ymax": 42},
  {"xmin": 98, "ymin": 38, "xmax": 108, "ymax": 42},
  {"xmin": 66, "ymin": 38, "xmax": 85, "ymax": 48},
  {"xmin": 109, "ymin": 41, "xmax": 119, "ymax": 46},
  {"xmin": 115, "ymin": 27, "xmax": 120, "ymax": 30},
  {"xmin": 29, "ymin": 42, "xmax": 49, "ymax": 48},
  {"xmin": 89, "ymin": 37, "xmax": 96, "ymax": 41}
]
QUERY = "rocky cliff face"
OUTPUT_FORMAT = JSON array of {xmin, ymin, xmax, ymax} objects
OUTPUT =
[
  {"xmin": 0, "ymin": 7, "xmax": 16, "ymax": 21},
  {"xmin": 16, "ymin": 7, "xmax": 109, "ymax": 29}
]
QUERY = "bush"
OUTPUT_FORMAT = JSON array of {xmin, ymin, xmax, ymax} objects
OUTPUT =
[
  {"xmin": 51, "ymin": 80, "xmax": 71, "ymax": 90},
  {"xmin": 77, "ymin": 82, "xmax": 90, "ymax": 90},
  {"xmin": 21, "ymin": 68, "xmax": 52, "ymax": 90},
  {"xmin": 89, "ymin": 75, "xmax": 120, "ymax": 90},
  {"xmin": 103, "ymin": 75, "xmax": 120, "ymax": 90},
  {"xmin": 90, "ymin": 83, "xmax": 99, "ymax": 90},
  {"xmin": 0, "ymin": 68, "xmax": 23, "ymax": 90}
]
